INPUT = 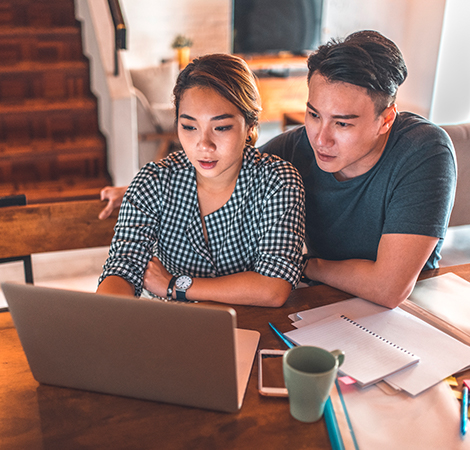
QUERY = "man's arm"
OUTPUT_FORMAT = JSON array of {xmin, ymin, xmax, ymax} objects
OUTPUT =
[
  {"xmin": 99, "ymin": 186, "xmax": 128, "ymax": 220},
  {"xmin": 304, "ymin": 233, "xmax": 439, "ymax": 308}
]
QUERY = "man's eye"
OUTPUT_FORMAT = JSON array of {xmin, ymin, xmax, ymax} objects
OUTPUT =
[
  {"xmin": 308, "ymin": 111, "xmax": 319, "ymax": 119},
  {"xmin": 337, "ymin": 122, "xmax": 350, "ymax": 128}
]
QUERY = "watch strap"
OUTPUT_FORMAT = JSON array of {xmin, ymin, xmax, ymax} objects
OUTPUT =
[
  {"xmin": 167, "ymin": 276, "xmax": 177, "ymax": 300},
  {"xmin": 176, "ymin": 289, "xmax": 186, "ymax": 300},
  {"xmin": 300, "ymin": 255, "xmax": 312, "ymax": 284}
]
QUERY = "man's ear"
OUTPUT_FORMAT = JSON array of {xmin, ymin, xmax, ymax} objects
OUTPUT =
[{"xmin": 379, "ymin": 104, "xmax": 397, "ymax": 135}]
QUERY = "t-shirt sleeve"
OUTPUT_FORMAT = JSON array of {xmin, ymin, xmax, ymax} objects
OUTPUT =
[{"xmin": 382, "ymin": 140, "xmax": 456, "ymax": 239}]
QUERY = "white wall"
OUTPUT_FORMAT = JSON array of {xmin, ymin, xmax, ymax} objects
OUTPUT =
[
  {"xmin": 430, "ymin": 0, "xmax": 470, "ymax": 125},
  {"xmin": 322, "ymin": 0, "xmax": 447, "ymax": 118},
  {"xmin": 118, "ymin": 0, "xmax": 448, "ymax": 119},
  {"xmin": 119, "ymin": 0, "xmax": 232, "ymax": 69}
]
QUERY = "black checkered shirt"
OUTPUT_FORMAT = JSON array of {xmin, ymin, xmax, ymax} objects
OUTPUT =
[{"xmin": 99, "ymin": 147, "xmax": 305, "ymax": 297}]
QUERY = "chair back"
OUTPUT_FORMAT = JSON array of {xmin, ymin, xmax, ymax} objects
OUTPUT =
[
  {"xmin": 0, "ymin": 199, "xmax": 117, "ymax": 259},
  {"xmin": 441, "ymin": 123, "xmax": 470, "ymax": 227}
]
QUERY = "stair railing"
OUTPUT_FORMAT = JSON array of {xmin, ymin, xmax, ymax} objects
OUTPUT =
[{"xmin": 107, "ymin": 0, "xmax": 127, "ymax": 75}]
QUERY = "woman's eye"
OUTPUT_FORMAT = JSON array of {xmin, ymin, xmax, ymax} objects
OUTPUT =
[
  {"xmin": 215, "ymin": 125, "xmax": 233, "ymax": 132},
  {"xmin": 181, "ymin": 124, "xmax": 195, "ymax": 131},
  {"xmin": 308, "ymin": 111, "xmax": 319, "ymax": 119}
]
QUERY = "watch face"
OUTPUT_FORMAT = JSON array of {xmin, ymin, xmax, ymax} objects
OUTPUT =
[{"xmin": 176, "ymin": 275, "xmax": 192, "ymax": 290}]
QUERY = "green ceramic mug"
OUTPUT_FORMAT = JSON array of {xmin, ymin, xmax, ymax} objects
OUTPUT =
[{"xmin": 283, "ymin": 345, "xmax": 345, "ymax": 423}]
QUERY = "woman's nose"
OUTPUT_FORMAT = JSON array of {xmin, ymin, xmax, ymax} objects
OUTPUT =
[{"xmin": 198, "ymin": 131, "xmax": 216, "ymax": 151}]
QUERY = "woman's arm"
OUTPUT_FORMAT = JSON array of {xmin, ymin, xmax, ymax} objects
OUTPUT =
[
  {"xmin": 96, "ymin": 275, "xmax": 136, "ymax": 297},
  {"xmin": 143, "ymin": 257, "xmax": 292, "ymax": 307}
]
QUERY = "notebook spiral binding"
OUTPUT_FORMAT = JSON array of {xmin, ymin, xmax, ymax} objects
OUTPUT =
[{"xmin": 340, "ymin": 314, "xmax": 418, "ymax": 357}]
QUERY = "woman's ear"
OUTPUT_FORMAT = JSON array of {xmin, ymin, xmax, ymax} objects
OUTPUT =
[{"xmin": 246, "ymin": 125, "xmax": 257, "ymax": 145}]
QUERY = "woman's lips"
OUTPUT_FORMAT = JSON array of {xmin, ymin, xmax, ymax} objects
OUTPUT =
[{"xmin": 198, "ymin": 160, "xmax": 218, "ymax": 169}]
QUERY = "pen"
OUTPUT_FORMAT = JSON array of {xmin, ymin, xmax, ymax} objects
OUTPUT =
[
  {"xmin": 462, "ymin": 385, "xmax": 468, "ymax": 436},
  {"xmin": 268, "ymin": 322, "xmax": 296, "ymax": 349},
  {"xmin": 268, "ymin": 322, "xmax": 345, "ymax": 450},
  {"xmin": 324, "ymin": 397, "xmax": 345, "ymax": 450}
]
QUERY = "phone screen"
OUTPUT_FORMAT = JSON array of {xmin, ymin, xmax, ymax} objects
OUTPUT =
[{"xmin": 258, "ymin": 350, "xmax": 288, "ymax": 396}]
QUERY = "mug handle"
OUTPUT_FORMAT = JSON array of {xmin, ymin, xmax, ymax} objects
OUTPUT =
[{"xmin": 331, "ymin": 349, "xmax": 345, "ymax": 367}]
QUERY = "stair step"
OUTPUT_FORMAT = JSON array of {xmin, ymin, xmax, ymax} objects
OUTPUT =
[
  {"xmin": 0, "ymin": 61, "xmax": 90, "ymax": 102},
  {"xmin": 0, "ymin": 99, "xmax": 100, "ymax": 142},
  {"xmin": 0, "ymin": 137, "xmax": 107, "ymax": 184},
  {"xmin": 0, "ymin": 1, "xmax": 77, "ymax": 28},
  {"xmin": 0, "ymin": 97, "xmax": 96, "ymax": 114},
  {"xmin": 0, "ymin": 136, "xmax": 105, "ymax": 155},
  {"xmin": 0, "ymin": 27, "xmax": 84, "ymax": 64},
  {"xmin": 0, "ymin": 60, "xmax": 87, "ymax": 74}
]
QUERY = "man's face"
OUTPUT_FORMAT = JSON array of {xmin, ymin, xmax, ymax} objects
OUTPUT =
[{"xmin": 305, "ymin": 73, "xmax": 396, "ymax": 181}]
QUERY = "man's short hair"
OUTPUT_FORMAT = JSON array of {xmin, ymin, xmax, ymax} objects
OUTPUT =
[{"xmin": 307, "ymin": 30, "xmax": 408, "ymax": 114}]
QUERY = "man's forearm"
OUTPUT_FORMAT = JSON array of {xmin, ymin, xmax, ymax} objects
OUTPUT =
[
  {"xmin": 303, "ymin": 234, "xmax": 439, "ymax": 309},
  {"xmin": 304, "ymin": 257, "xmax": 415, "ymax": 309}
]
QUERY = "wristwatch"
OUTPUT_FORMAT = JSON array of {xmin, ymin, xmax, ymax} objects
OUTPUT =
[{"xmin": 175, "ymin": 275, "xmax": 193, "ymax": 300}]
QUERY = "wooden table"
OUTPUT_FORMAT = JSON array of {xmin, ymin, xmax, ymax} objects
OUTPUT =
[{"xmin": 2, "ymin": 264, "xmax": 470, "ymax": 450}]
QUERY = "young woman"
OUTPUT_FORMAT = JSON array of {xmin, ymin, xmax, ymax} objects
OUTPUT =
[{"xmin": 97, "ymin": 54, "xmax": 305, "ymax": 307}]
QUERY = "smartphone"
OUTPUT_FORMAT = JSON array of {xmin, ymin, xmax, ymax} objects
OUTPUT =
[{"xmin": 258, "ymin": 349, "xmax": 288, "ymax": 397}]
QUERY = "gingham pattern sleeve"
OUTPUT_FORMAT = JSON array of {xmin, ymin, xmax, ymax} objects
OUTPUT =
[
  {"xmin": 250, "ymin": 154, "xmax": 306, "ymax": 287},
  {"xmin": 98, "ymin": 158, "xmax": 174, "ymax": 296}
]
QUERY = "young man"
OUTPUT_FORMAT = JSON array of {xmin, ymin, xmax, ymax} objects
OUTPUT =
[
  {"xmin": 100, "ymin": 30, "xmax": 456, "ymax": 309},
  {"xmin": 260, "ymin": 30, "xmax": 456, "ymax": 308}
]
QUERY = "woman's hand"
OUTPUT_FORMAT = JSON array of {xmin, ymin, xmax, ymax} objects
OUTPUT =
[
  {"xmin": 144, "ymin": 257, "xmax": 292, "ymax": 306},
  {"xmin": 143, "ymin": 257, "xmax": 173, "ymax": 298}
]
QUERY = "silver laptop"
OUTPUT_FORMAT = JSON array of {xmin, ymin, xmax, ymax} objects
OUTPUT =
[{"xmin": 2, "ymin": 282, "xmax": 260, "ymax": 413}]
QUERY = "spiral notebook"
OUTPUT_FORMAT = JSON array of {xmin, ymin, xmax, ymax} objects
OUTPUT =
[{"xmin": 285, "ymin": 313, "xmax": 420, "ymax": 388}]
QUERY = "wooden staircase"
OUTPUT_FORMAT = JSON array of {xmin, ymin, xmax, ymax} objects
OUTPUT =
[{"xmin": 0, "ymin": 0, "xmax": 111, "ymax": 203}]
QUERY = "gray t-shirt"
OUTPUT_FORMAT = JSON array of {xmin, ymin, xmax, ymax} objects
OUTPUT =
[{"xmin": 260, "ymin": 112, "xmax": 457, "ymax": 269}]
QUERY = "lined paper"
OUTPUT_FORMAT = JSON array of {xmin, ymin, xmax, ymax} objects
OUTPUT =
[{"xmin": 286, "ymin": 313, "xmax": 420, "ymax": 387}]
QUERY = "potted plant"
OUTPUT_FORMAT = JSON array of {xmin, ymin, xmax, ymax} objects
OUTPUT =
[{"xmin": 171, "ymin": 34, "xmax": 193, "ymax": 69}]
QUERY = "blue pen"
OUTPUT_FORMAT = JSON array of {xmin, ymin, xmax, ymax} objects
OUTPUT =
[
  {"xmin": 324, "ymin": 397, "xmax": 345, "ymax": 450},
  {"xmin": 268, "ymin": 322, "xmax": 296, "ymax": 348},
  {"xmin": 268, "ymin": 322, "xmax": 345, "ymax": 450},
  {"xmin": 462, "ymin": 385, "xmax": 468, "ymax": 436}
]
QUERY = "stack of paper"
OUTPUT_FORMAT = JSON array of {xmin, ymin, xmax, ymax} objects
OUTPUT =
[{"xmin": 288, "ymin": 297, "xmax": 470, "ymax": 396}]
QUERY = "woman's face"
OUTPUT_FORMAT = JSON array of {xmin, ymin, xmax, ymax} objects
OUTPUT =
[{"xmin": 177, "ymin": 86, "xmax": 252, "ymax": 186}]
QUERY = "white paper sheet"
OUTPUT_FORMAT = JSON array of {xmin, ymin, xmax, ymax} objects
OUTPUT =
[
  {"xmin": 409, "ymin": 273, "xmax": 470, "ymax": 335},
  {"xmin": 340, "ymin": 380, "xmax": 470, "ymax": 450},
  {"xmin": 289, "ymin": 298, "xmax": 470, "ymax": 396}
]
